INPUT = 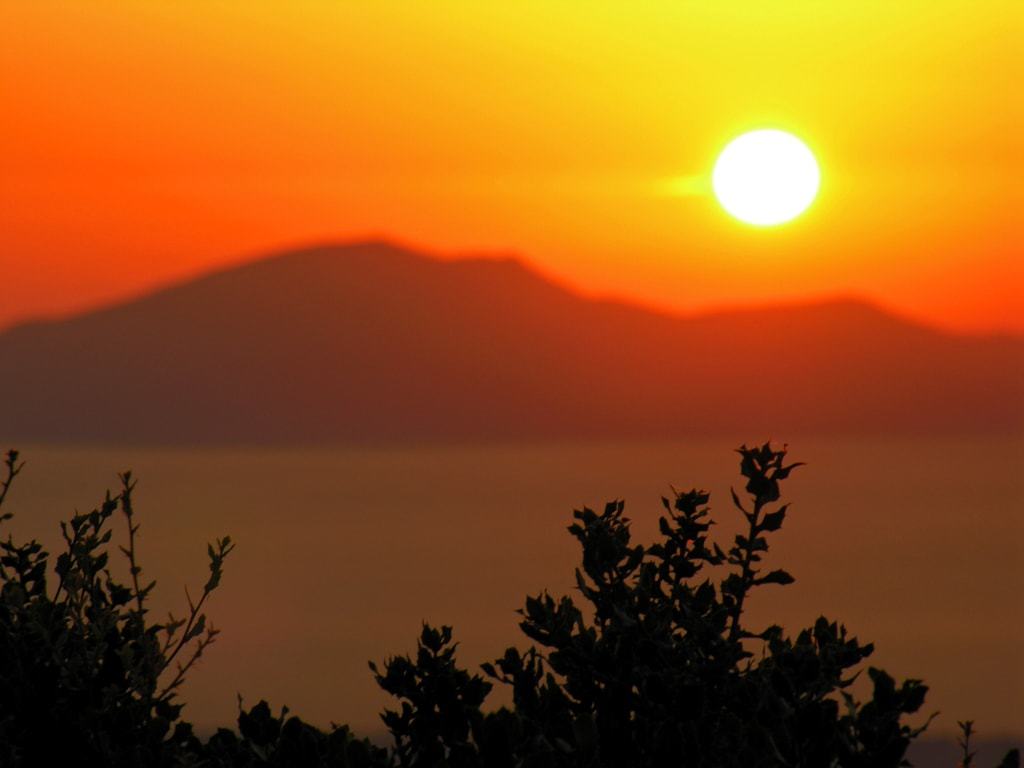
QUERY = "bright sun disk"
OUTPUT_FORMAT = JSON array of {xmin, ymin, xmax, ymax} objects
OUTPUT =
[{"xmin": 712, "ymin": 129, "xmax": 820, "ymax": 226}]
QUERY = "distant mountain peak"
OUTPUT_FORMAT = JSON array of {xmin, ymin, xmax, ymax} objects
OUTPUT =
[{"xmin": 0, "ymin": 241, "xmax": 1020, "ymax": 444}]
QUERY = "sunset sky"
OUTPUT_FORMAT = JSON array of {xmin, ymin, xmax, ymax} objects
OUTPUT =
[{"xmin": 2, "ymin": 1, "xmax": 1020, "ymax": 333}]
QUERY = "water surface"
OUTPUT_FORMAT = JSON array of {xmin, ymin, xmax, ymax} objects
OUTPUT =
[{"xmin": 5, "ymin": 437, "xmax": 1022, "ymax": 738}]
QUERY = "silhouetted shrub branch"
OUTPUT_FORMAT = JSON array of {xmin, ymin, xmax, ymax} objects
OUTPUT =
[
  {"xmin": 0, "ymin": 445, "xmax": 1018, "ymax": 768},
  {"xmin": 0, "ymin": 449, "xmax": 231, "ymax": 765}
]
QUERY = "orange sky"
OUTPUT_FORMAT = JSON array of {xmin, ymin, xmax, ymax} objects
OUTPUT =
[{"xmin": 2, "ymin": 2, "xmax": 1021, "ymax": 332}]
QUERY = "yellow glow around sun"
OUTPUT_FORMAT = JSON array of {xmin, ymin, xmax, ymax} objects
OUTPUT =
[{"xmin": 712, "ymin": 130, "xmax": 820, "ymax": 226}]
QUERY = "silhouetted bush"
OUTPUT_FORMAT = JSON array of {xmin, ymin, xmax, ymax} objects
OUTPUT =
[
  {"xmin": 0, "ymin": 445, "xmax": 1017, "ymax": 768},
  {"xmin": 0, "ymin": 450, "xmax": 232, "ymax": 766}
]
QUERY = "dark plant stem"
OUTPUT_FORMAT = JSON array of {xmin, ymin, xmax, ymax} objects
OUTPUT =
[
  {"xmin": 958, "ymin": 720, "xmax": 976, "ymax": 768},
  {"xmin": 727, "ymin": 497, "xmax": 763, "ymax": 642},
  {"xmin": 118, "ymin": 472, "xmax": 147, "ymax": 616},
  {"xmin": 159, "ymin": 627, "xmax": 220, "ymax": 699},
  {"xmin": 0, "ymin": 450, "xmax": 23, "ymax": 511}
]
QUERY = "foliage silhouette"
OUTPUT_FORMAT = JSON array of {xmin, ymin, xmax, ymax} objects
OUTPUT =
[
  {"xmin": 0, "ymin": 450, "xmax": 232, "ymax": 765},
  {"xmin": 0, "ymin": 445, "xmax": 1017, "ymax": 768}
]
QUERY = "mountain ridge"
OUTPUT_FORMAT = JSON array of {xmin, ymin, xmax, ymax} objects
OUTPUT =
[
  {"xmin": 3, "ymin": 240, "xmax": 1014, "ymax": 341},
  {"xmin": 1, "ymin": 241, "xmax": 1020, "ymax": 444}
]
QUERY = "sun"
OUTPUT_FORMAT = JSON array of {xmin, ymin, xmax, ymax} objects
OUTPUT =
[{"xmin": 712, "ymin": 129, "xmax": 820, "ymax": 226}]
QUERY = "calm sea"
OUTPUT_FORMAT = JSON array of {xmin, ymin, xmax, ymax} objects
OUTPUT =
[{"xmin": 4, "ymin": 437, "xmax": 1022, "ymax": 742}]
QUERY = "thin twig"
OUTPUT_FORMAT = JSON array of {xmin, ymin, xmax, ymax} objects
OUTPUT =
[
  {"xmin": 727, "ymin": 495, "xmax": 764, "ymax": 642},
  {"xmin": 158, "ymin": 626, "xmax": 220, "ymax": 699},
  {"xmin": 118, "ymin": 472, "xmax": 147, "ymax": 616},
  {"xmin": 0, "ymin": 450, "xmax": 24, "ymax": 511}
]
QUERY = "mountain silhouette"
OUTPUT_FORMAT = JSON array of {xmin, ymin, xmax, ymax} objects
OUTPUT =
[{"xmin": 1, "ymin": 241, "xmax": 1021, "ymax": 443}]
